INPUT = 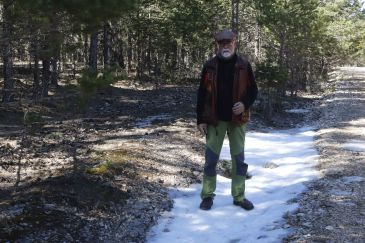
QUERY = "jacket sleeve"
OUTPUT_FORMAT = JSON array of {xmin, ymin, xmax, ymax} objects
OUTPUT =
[
  {"xmin": 241, "ymin": 62, "xmax": 258, "ymax": 109},
  {"xmin": 196, "ymin": 65, "xmax": 207, "ymax": 125}
]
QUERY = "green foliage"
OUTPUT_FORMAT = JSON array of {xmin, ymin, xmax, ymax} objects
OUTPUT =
[
  {"xmin": 3, "ymin": 0, "xmax": 364, "ymax": 104},
  {"xmin": 318, "ymin": 0, "xmax": 365, "ymax": 65},
  {"xmin": 255, "ymin": 61, "xmax": 288, "ymax": 119},
  {"xmin": 15, "ymin": 0, "xmax": 136, "ymax": 30},
  {"xmin": 86, "ymin": 161, "xmax": 114, "ymax": 176},
  {"xmin": 59, "ymin": 0, "xmax": 136, "ymax": 31},
  {"xmin": 23, "ymin": 111, "xmax": 42, "ymax": 124},
  {"xmin": 255, "ymin": 62, "xmax": 288, "ymax": 89},
  {"xmin": 77, "ymin": 67, "xmax": 119, "ymax": 103},
  {"xmin": 253, "ymin": 0, "xmax": 337, "ymax": 94},
  {"xmin": 123, "ymin": 0, "xmax": 232, "ymax": 82}
]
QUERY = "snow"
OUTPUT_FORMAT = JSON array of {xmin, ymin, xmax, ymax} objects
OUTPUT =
[
  {"xmin": 342, "ymin": 139, "xmax": 365, "ymax": 152},
  {"xmin": 147, "ymin": 127, "xmax": 319, "ymax": 243},
  {"xmin": 340, "ymin": 176, "xmax": 364, "ymax": 184},
  {"xmin": 329, "ymin": 188, "xmax": 352, "ymax": 196},
  {"xmin": 135, "ymin": 114, "xmax": 172, "ymax": 128},
  {"xmin": 348, "ymin": 118, "xmax": 365, "ymax": 126},
  {"xmin": 285, "ymin": 109, "xmax": 310, "ymax": 113},
  {"xmin": 0, "ymin": 139, "xmax": 18, "ymax": 148},
  {"xmin": 325, "ymin": 97, "xmax": 365, "ymax": 103},
  {"xmin": 339, "ymin": 66, "xmax": 365, "ymax": 72}
]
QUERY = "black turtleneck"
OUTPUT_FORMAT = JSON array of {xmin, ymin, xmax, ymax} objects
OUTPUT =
[{"xmin": 217, "ymin": 54, "xmax": 237, "ymax": 121}]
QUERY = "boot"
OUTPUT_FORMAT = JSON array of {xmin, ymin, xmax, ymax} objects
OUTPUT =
[
  {"xmin": 233, "ymin": 198, "xmax": 254, "ymax": 210},
  {"xmin": 200, "ymin": 197, "xmax": 213, "ymax": 210}
]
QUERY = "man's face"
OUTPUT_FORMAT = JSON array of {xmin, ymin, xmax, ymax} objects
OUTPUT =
[{"xmin": 217, "ymin": 39, "xmax": 236, "ymax": 59}]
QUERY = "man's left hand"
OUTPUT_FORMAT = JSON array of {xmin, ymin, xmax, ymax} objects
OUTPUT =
[{"xmin": 232, "ymin": 102, "xmax": 244, "ymax": 115}]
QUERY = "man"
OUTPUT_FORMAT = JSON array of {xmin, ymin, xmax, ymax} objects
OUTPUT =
[{"xmin": 196, "ymin": 30, "xmax": 258, "ymax": 211}]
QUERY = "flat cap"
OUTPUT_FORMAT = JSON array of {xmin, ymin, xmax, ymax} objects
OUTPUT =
[{"xmin": 214, "ymin": 30, "xmax": 236, "ymax": 42}]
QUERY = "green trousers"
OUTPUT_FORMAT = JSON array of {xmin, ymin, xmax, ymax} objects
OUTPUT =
[{"xmin": 200, "ymin": 121, "xmax": 248, "ymax": 202}]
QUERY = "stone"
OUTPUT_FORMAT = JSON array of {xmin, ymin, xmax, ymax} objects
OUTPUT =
[
  {"xmin": 325, "ymin": 226, "xmax": 334, "ymax": 231},
  {"xmin": 303, "ymin": 222, "xmax": 312, "ymax": 228},
  {"xmin": 192, "ymin": 171, "xmax": 200, "ymax": 176},
  {"xmin": 263, "ymin": 162, "xmax": 279, "ymax": 169}
]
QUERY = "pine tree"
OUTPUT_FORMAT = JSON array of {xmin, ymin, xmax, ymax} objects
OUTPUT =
[{"xmin": 1, "ymin": 0, "xmax": 14, "ymax": 102}]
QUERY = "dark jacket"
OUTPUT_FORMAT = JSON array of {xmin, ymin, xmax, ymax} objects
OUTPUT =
[{"xmin": 196, "ymin": 54, "xmax": 258, "ymax": 125}]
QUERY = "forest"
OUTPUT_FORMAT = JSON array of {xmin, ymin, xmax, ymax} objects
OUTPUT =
[{"xmin": 1, "ymin": 0, "xmax": 364, "ymax": 104}]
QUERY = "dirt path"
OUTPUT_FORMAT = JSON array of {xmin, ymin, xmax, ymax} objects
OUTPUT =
[{"xmin": 285, "ymin": 67, "xmax": 365, "ymax": 242}]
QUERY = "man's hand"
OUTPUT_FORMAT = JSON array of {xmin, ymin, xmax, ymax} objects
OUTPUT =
[
  {"xmin": 232, "ymin": 102, "xmax": 245, "ymax": 115},
  {"xmin": 197, "ymin": 123, "xmax": 208, "ymax": 135}
]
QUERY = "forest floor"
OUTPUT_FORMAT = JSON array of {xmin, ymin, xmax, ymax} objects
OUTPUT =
[{"xmin": 0, "ymin": 67, "xmax": 364, "ymax": 242}]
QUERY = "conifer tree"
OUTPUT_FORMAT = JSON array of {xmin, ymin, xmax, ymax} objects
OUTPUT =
[{"xmin": 1, "ymin": 0, "xmax": 14, "ymax": 102}]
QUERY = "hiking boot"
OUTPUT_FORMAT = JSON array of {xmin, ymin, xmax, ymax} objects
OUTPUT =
[
  {"xmin": 200, "ymin": 197, "xmax": 213, "ymax": 210},
  {"xmin": 233, "ymin": 198, "xmax": 254, "ymax": 210}
]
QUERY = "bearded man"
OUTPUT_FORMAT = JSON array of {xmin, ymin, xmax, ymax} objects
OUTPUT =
[{"xmin": 196, "ymin": 30, "xmax": 258, "ymax": 211}]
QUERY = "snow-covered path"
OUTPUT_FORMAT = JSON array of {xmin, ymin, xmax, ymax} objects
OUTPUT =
[{"xmin": 147, "ymin": 127, "xmax": 319, "ymax": 243}]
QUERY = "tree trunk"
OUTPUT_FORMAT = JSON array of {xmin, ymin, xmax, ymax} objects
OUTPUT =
[
  {"xmin": 41, "ymin": 58, "xmax": 50, "ymax": 97},
  {"xmin": 50, "ymin": 57, "xmax": 58, "ymax": 86},
  {"xmin": 231, "ymin": 0, "xmax": 239, "ymax": 34},
  {"xmin": 127, "ymin": 30, "xmax": 132, "ymax": 73},
  {"xmin": 211, "ymin": 8, "xmax": 219, "ymax": 55},
  {"xmin": 147, "ymin": 35, "xmax": 152, "ymax": 76},
  {"xmin": 84, "ymin": 33, "xmax": 89, "ymax": 65},
  {"xmin": 254, "ymin": 22, "xmax": 261, "ymax": 62},
  {"xmin": 2, "ymin": 1, "xmax": 13, "ymax": 102},
  {"xmin": 277, "ymin": 30, "xmax": 287, "ymax": 96},
  {"xmin": 264, "ymin": 90, "xmax": 273, "ymax": 121},
  {"xmin": 72, "ymin": 53, "xmax": 77, "ymax": 78},
  {"xmin": 171, "ymin": 42, "xmax": 178, "ymax": 70},
  {"xmin": 278, "ymin": 31, "xmax": 286, "ymax": 67},
  {"xmin": 89, "ymin": 31, "xmax": 98, "ymax": 72},
  {"xmin": 118, "ymin": 41, "xmax": 125, "ymax": 69},
  {"xmin": 136, "ymin": 31, "xmax": 143, "ymax": 80},
  {"xmin": 103, "ymin": 23, "xmax": 110, "ymax": 68},
  {"xmin": 60, "ymin": 45, "xmax": 66, "ymax": 72},
  {"xmin": 32, "ymin": 42, "xmax": 40, "ymax": 100},
  {"xmin": 49, "ymin": 13, "xmax": 60, "ymax": 87}
]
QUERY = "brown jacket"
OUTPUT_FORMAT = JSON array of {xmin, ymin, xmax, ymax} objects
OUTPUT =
[{"xmin": 197, "ymin": 55, "xmax": 257, "ymax": 126}]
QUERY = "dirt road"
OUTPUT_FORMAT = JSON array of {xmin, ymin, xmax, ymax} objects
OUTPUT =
[{"xmin": 285, "ymin": 67, "xmax": 365, "ymax": 242}]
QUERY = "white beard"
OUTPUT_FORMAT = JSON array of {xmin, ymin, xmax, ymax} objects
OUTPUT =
[{"xmin": 220, "ymin": 48, "xmax": 233, "ymax": 59}]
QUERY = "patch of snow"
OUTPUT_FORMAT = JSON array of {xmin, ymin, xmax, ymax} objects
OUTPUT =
[
  {"xmin": 326, "ymin": 97, "xmax": 365, "ymax": 103},
  {"xmin": 342, "ymin": 139, "xmax": 365, "ymax": 152},
  {"xmin": 148, "ymin": 127, "xmax": 319, "ymax": 243},
  {"xmin": 335, "ymin": 90, "xmax": 364, "ymax": 95},
  {"xmin": 135, "ymin": 114, "xmax": 172, "ymax": 128},
  {"xmin": 285, "ymin": 109, "xmax": 310, "ymax": 114},
  {"xmin": 337, "ymin": 202, "xmax": 356, "ymax": 207},
  {"xmin": 339, "ymin": 67, "xmax": 365, "ymax": 72},
  {"xmin": 348, "ymin": 118, "xmax": 365, "ymax": 126},
  {"xmin": 340, "ymin": 176, "xmax": 364, "ymax": 185},
  {"xmin": 329, "ymin": 189, "xmax": 352, "ymax": 196},
  {"xmin": 0, "ymin": 139, "xmax": 18, "ymax": 148}
]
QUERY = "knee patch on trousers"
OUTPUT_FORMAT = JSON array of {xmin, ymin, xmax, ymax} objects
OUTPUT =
[
  {"xmin": 235, "ymin": 151, "xmax": 248, "ymax": 176},
  {"xmin": 204, "ymin": 147, "xmax": 219, "ymax": 176}
]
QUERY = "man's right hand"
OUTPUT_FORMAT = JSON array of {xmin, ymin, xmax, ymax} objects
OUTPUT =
[{"xmin": 198, "ymin": 123, "xmax": 208, "ymax": 135}]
